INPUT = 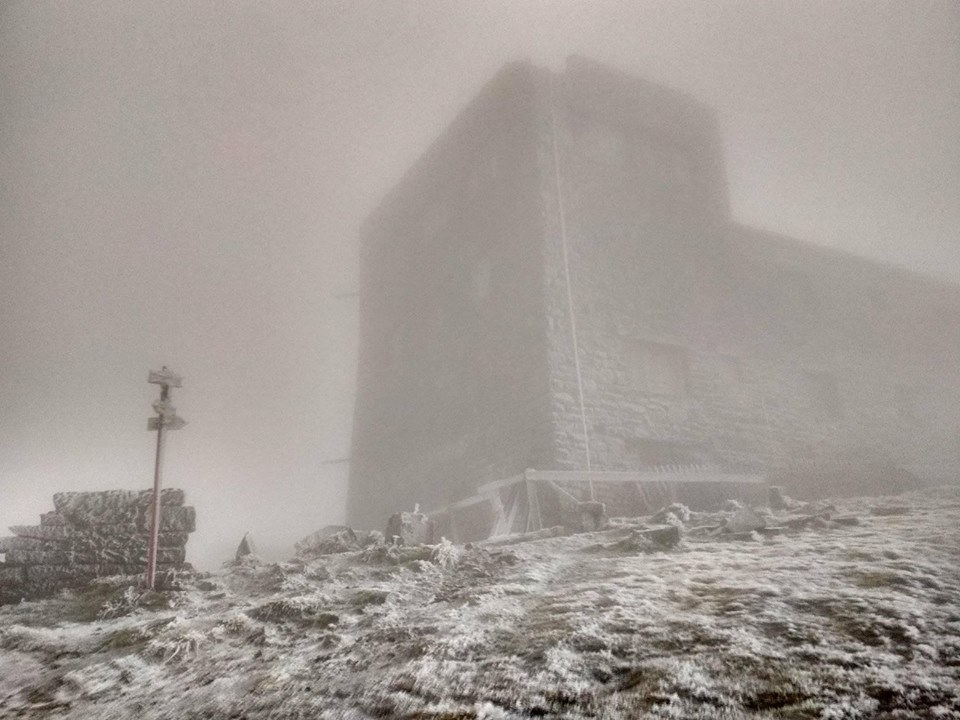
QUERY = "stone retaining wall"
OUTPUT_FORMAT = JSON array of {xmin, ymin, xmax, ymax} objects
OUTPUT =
[{"xmin": 0, "ymin": 489, "xmax": 194, "ymax": 604}]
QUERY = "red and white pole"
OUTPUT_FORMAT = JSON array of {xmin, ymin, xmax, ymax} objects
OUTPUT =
[{"xmin": 145, "ymin": 383, "xmax": 168, "ymax": 590}]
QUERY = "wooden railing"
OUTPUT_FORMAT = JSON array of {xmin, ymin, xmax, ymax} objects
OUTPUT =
[{"xmin": 427, "ymin": 465, "xmax": 766, "ymax": 543}]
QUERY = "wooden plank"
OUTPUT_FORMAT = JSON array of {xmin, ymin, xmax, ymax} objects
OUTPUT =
[{"xmin": 476, "ymin": 473, "xmax": 526, "ymax": 496}]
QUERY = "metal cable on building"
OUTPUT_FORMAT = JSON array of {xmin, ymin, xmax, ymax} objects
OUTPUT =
[{"xmin": 547, "ymin": 75, "xmax": 594, "ymax": 500}]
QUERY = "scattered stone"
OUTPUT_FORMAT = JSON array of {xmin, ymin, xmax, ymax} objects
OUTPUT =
[
  {"xmin": 725, "ymin": 507, "xmax": 766, "ymax": 534},
  {"xmin": 652, "ymin": 503, "xmax": 691, "ymax": 524},
  {"xmin": 638, "ymin": 525, "xmax": 682, "ymax": 547},
  {"xmin": 357, "ymin": 530, "xmax": 385, "ymax": 547},
  {"xmin": 296, "ymin": 526, "xmax": 359, "ymax": 557},
  {"xmin": 757, "ymin": 526, "xmax": 787, "ymax": 537},
  {"xmin": 782, "ymin": 514, "xmax": 819, "ymax": 530},
  {"xmin": 613, "ymin": 525, "xmax": 681, "ymax": 551},
  {"xmin": 870, "ymin": 506, "xmax": 910, "ymax": 517},
  {"xmin": 385, "ymin": 512, "xmax": 435, "ymax": 546}
]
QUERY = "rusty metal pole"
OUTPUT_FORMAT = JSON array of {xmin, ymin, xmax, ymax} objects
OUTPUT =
[{"xmin": 145, "ymin": 384, "xmax": 168, "ymax": 590}]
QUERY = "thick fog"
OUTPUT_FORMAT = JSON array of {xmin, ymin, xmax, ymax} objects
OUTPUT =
[{"xmin": 1, "ymin": 1, "xmax": 958, "ymax": 571}]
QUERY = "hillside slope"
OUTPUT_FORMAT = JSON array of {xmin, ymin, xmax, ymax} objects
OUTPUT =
[{"xmin": 1, "ymin": 488, "xmax": 959, "ymax": 719}]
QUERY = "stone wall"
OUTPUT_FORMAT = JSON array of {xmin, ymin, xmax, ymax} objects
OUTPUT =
[
  {"xmin": 346, "ymin": 56, "xmax": 960, "ymax": 532},
  {"xmin": 0, "ymin": 490, "xmax": 194, "ymax": 604},
  {"xmin": 347, "ymin": 62, "xmax": 556, "ymax": 530},
  {"xmin": 542, "ymin": 57, "xmax": 960, "ymax": 487}
]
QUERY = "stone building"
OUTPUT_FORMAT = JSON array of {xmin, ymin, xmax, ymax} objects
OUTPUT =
[{"xmin": 347, "ymin": 56, "xmax": 960, "ymax": 530}]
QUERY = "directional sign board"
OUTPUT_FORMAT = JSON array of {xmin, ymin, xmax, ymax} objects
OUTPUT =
[
  {"xmin": 148, "ymin": 416, "xmax": 187, "ymax": 431},
  {"xmin": 148, "ymin": 368, "xmax": 183, "ymax": 388}
]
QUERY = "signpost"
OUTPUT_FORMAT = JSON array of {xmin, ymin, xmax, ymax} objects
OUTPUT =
[{"xmin": 146, "ymin": 366, "xmax": 186, "ymax": 590}]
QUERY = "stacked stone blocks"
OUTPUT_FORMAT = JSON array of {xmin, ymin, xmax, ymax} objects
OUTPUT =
[{"xmin": 0, "ymin": 489, "xmax": 194, "ymax": 604}]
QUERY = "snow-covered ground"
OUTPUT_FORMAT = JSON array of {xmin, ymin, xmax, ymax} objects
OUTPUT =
[{"xmin": 1, "ymin": 487, "xmax": 958, "ymax": 719}]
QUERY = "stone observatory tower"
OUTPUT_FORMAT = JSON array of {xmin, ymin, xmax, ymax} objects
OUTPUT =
[{"xmin": 347, "ymin": 56, "xmax": 960, "ymax": 531}]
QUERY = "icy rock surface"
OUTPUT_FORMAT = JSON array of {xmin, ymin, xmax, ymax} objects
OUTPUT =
[{"xmin": 1, "ymin": 487, "xmax": 959, "ymax": 719}]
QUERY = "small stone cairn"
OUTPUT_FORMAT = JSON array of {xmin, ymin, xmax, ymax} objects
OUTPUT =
[{"xmin": 0, "ymin": 489, "xmax": 195, "ymax": 604}]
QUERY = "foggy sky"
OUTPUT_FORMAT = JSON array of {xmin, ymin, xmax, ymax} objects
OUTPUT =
[{"xmin": 1, "ymin": 1, "xmax": 958, "ymax": 570}]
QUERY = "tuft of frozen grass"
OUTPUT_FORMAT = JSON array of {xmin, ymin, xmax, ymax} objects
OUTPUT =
[
  {"xmin": 431, "ymin": 537, "xmax": 464, "ymax": 569},
  {"xmin": 145, "ymin": 629, "xmax": 205, "ymax": 664}
]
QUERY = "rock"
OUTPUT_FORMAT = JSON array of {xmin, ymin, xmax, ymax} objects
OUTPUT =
[
  {"xmin": 358, "ymin": 530, "xmax": 385, "ymax": 547},
  {"xmin": 2, "ymin": 489, "xmax": 194, "ymax": 605},
  {"xmin": 725, "ymin": 531, "xmax": 760, "ymax": 542},
  {"xmin": 757, "ymin": 526, "xmax": 787, "ymax": 537},
  {"xmin": 614, "ymin": 525, "xmax": 681, "ymax": 551},
  {"xmin": 4, "ymin": 546, "xmax": 184, "ymax": 566},
  {"xmin": 832, "ymin": 515, "xmax": 860, "ymax": 526},
  {"xmin": 0, "ymin": 536, "xmax": 44, "ymax": 552},
  {"xmin": 783, "ymin": 514, "xmax": 818, "ymax": 530},
  {"xmin": 725, "ymin": 507, "xmax": 766, "ymax": 534},
  {"xmin": 721, "ymin": 499, "xmax": 744, "ymax": 512},
  {"xmin": 295, "ymin": 526, "xmax": 359, "ymax": 557},
  {"xmin": 652, "ymin": 503, "xmax": 691, "ymax": 524},
  {"xmin": 638, "ymin": 525, "xmax": 682, "ymax": 547},
  {"xmin": 385, "ymin": 512, "xmax": 435, "ymax": 546},
  {"xmin": 577, "ymin": 501, "xmax": 608, "ymax": 532},
  {"xmin": 235, "ymin": 533, "xmax": 255, "ymax": 561},
  {"xmin": 40, "ymin": 512, "xmax": 68, "ymax": 527},
  {"xmin": 0, "ymin": 566, "xmax": 26, "ymax": 584},
  {"xmin": 870, "ymin": 506, "xmax": 910, "ymax": 517},
  {"xmin": 53, "ymin": 489, "xmax": 185, "ymax": 515},
  {"xmin": 767, "ymin": 485, "xmax": 787, "ymax": 510}
]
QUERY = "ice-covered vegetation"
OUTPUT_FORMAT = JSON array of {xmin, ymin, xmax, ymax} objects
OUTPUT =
[{"xmin": 1, "ymin": 487, "xmax": 958, "ymax": 719}]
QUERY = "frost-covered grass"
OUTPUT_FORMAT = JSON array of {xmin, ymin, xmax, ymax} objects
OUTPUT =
[{"xmin": 1, "ymin": 487, "xmax": 959, "ymax": 719}]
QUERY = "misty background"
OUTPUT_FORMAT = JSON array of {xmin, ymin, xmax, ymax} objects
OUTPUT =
[{"xmin": 1, "ymin": 1, "xmax": 958, "ymax": 570}]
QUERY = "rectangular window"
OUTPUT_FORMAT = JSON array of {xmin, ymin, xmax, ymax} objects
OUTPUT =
[
  {"xmin": 804, "ymin": 370, "xmax": 843, "ymax": 419},
  {"xmin": 629, "ymin": 342, "xmax": 689, "ymax": 396}
]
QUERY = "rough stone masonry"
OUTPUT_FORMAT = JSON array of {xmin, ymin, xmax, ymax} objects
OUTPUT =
[{"xmin": 0, "ymin": 489, "xmax": 195, "ymax": 604}]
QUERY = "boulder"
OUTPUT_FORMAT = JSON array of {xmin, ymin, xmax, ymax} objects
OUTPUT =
[
  {"xmin": 614, "ymin": 525, "xmax": 681, "ymax": 551},
  {"xmin": 385, "ymin": 512, "xmax": 435, "ymax": 546},
  {"xmin": 53, "ymin": 489, "xmax": 185, "ymax": 515},
  {"xmin": 652, "ymin": 503, "xmax": 691, "ymax": 524},
  {"xmin": 726, "ymin": 507, "xmax": 766, "ymax": 534},
  {"xmin": 235, "ymin": 532, "xmax": 256, "ymax": 561},
  {"xmin": 295, "ymin": 526, "xmax": 359, "ymax": 557},
  {"xmin": 357, "ymin": 530, "xmax": 385, "ymax": 548},
  {"xmin": 767, "ymin": 485, "xmax": 787, "ymax": 511}
]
